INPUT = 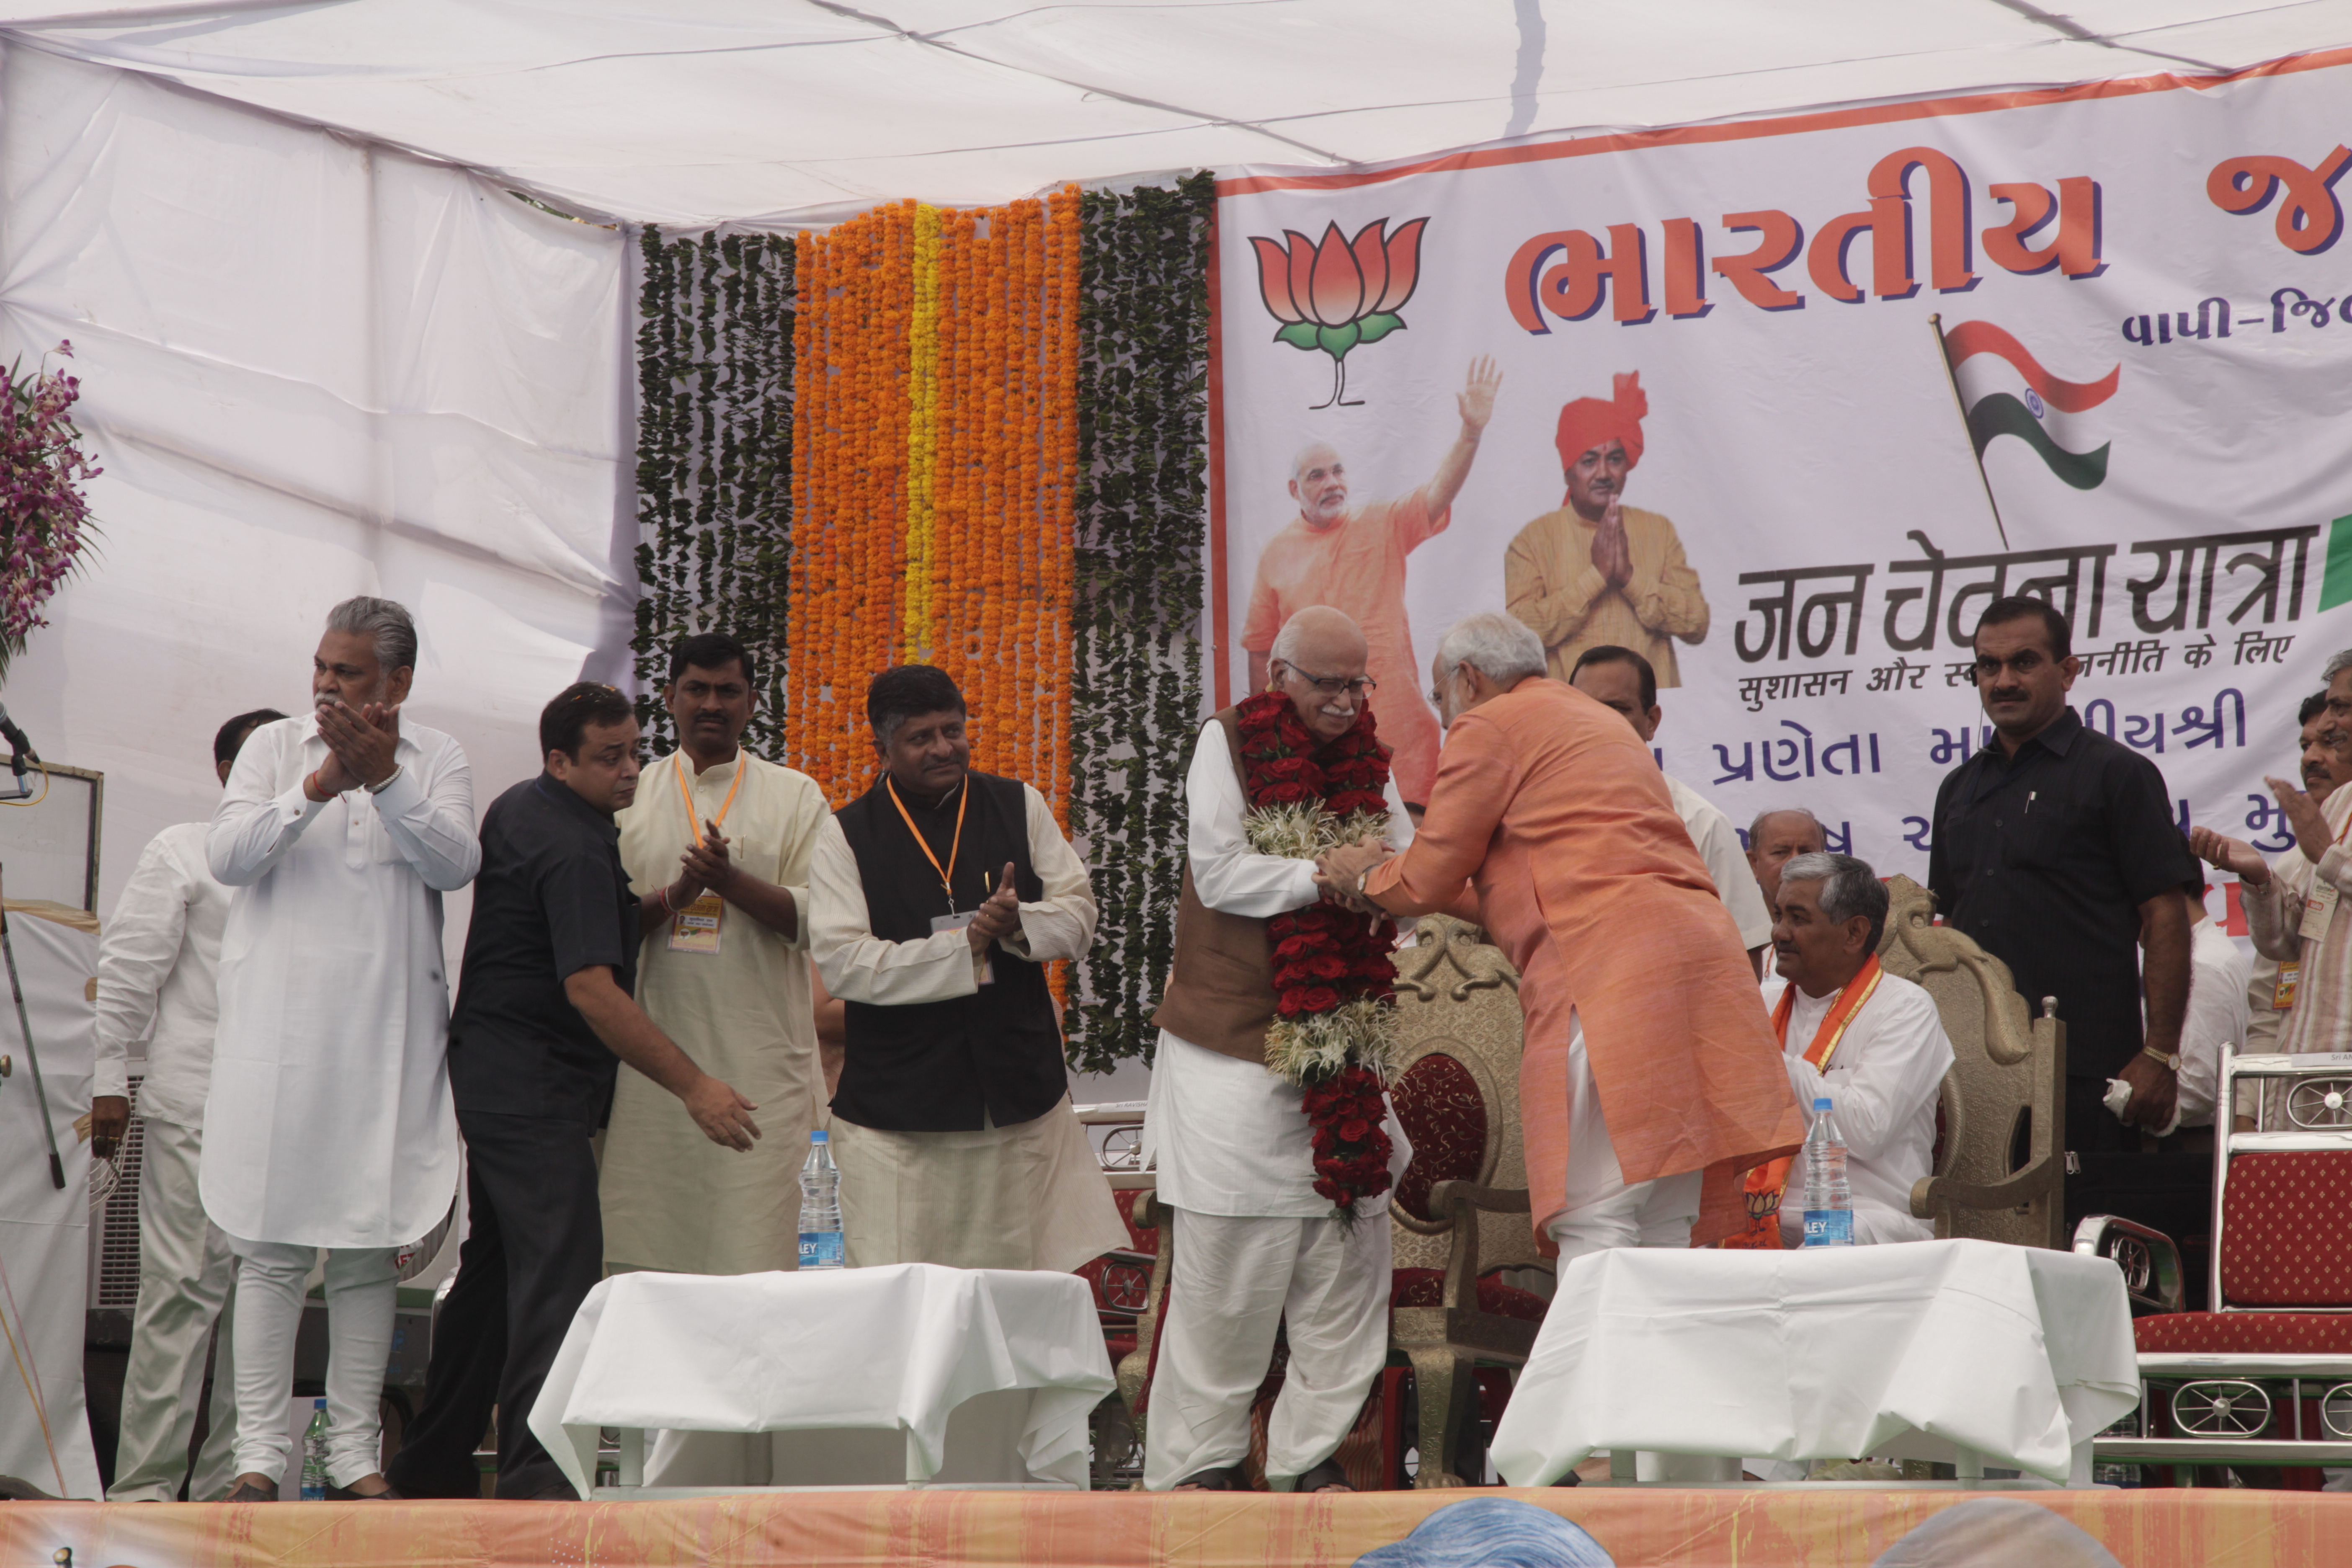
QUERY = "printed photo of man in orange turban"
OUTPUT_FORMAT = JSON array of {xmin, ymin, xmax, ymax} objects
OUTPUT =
[
  {"xmin": 1242, "ymin": 358, "xmax": 1503, "ymax": 807},
  {"xmin": 1503, "ymin": 372, "xmax": 1710, "ymax": 686}
]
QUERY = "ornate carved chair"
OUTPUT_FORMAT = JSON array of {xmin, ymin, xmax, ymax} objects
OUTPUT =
[
  {"xmin": 1876, "ymin": 874, "xmax": 2068, "ymax": 1247},
  {"xmin": 2081, "ymin": 1047, "xmax": 2352, "ymax": 1478},
  {"xmin": 1384, "ymin": 914, "xmax": 1549, "ymax": 1487}
]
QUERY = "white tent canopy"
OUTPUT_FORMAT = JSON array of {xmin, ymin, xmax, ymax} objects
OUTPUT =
[
  {"xmin": 0, "ymin": 0, "xmax": 2349, "ymax": 929},
  {"xmin": 7, "ymin": 1, "xmax": 2352, "ymax": 226}
]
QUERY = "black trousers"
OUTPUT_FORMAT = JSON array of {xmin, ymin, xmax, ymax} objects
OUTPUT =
[
  {"xmin": 2063, "ymin": 1075, "xmax": 2216, "ymax": 1310},
  {"xmin": 386, "ymin": 1111, "xmax": 602, "ymax": 1501}
]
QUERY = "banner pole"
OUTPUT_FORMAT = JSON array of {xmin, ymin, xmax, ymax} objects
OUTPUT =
[{"xmin": 1929, "ymin": 312, "xmax": 2010, "ymax": 551}]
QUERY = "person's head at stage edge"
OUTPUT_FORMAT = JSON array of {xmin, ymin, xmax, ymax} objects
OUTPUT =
[
  {"xmin": 1267, "ymin": 606, "xmax": 1374, "ymax": 745},
  {"xmin": 213, "ymin": 707, "xmax": 288, "ymax": 785},
  {"xmin": 1429, "ymin": 612, "xmax": 1545, "ymax": 728},
  {"xmin": 1288, "ymin": 442, "xmax": 1348, "ymax": 529},
  {"xmin": 1555, "ymin": 371, "xmax": 1646, "ymax": 522},
  {"xmin": 313, "ymin": 595, "xmax": 417, "ymax": 714},
  {"xmin": 2296, "ymin": 689, "xmax": 2347, "ymax": 802},
  {"xmin": 542, "ymin": 682, "xmax": 641, "ymax": 817},
  {"xmin": 1748, "ymin": 808, "xmax": 1828, "ymax": 911},
  {"xmin": 1969, "ymin": 596, "xmax": 2079, "ymax": 754},
  {"xmin": 869, "ymin": 663, "xmax": 970, "ymax": 803},
  {"xmin": 664, "ymin": 630, "xmax": 756, "ymax": 771},
  {"xmin": 1772, "ymin": 852, "xmax": 1888, "ymax": 1001},
  {"xmin": 1567, "ymin": 644, "xmax": 1660, "ymax": 743}
]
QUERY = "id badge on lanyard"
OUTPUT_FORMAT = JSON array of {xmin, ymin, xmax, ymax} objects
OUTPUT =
[
  {"xmin": 932, "ymin": 910, "xmax": 994, "ymax": 985},
  {"xmin": 669, "ymin": 892, "xmax": 724, "ymax": 954},
  {"xmin": 668, "ymin": 757, "xmax": 744, "ymax": 956},
  {"xmin": 2301, "ymin": 882, "xmax": 2339, "ymax": 945}
]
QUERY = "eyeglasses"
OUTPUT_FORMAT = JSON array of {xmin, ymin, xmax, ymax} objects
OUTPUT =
[{"xmin": 1280, "ymin": 666, "xmax": 1377, "ymax": 698}]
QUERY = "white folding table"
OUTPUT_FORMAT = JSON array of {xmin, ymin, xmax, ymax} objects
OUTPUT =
[
  {"xmin": 529, "ymin": 1262, "xmax": 1114, "ymax": 1495},
  {"xmin": 1491, "ymin": 1238, "xmax": 2138, "ymax": 1487}
]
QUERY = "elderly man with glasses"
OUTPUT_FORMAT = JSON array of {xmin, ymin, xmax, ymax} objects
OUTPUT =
[{"xmin": 1139, "ymin": 606, "xmax": 1415, "ymax": 1494}]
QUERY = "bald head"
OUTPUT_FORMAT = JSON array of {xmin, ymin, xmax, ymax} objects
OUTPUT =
[
  {"xmin": 1289, "ymin": 442, "xmax": 1349, "ymax": 527},
  {"xmin": 1747, "ymin": 808, "xmax": 1828, "ymax": 911},
  {"xmin": 1268, "ymin": 606, "xmax": 1371, "ymax": 743}
]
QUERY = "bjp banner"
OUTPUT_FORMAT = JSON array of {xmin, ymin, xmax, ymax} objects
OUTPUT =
[{"xmin": 1209, "ymin": 50, "xmax": 2352, "ymax": 889}]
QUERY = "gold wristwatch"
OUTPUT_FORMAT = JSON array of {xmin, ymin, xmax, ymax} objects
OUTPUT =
[{"xmin": 2140, "ymin": 1045, "xmax": 2182, "ymax": 1072}]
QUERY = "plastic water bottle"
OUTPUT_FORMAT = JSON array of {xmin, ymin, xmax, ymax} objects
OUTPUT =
[
  {"xmin": 798, "ymin": 1129, "xmax": 845, "ymax": 1271},
  {"xmin": 1799, "ymin": 1097, "xmax": 1854, "ymax": 1248},
  {"xmin": 300, "ymin": 1397, "xmax": 329, "ymax": 1499}
]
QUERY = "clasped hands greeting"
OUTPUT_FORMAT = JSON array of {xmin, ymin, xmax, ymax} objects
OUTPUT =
[
  {"xmin": 2188, "ymin": 774, "xmax": 2332, "ymax": 885},
  {"xmin": 305, "ymin": 697, "xmax": 402, "ymax": 799},
  {"xmin": 1588, "ymin": 495, "xmax": 1634, "ymax": 588},
  {"xmin": 1314, "ymin": 836, "xmax": 1395, "ymax": 916}
]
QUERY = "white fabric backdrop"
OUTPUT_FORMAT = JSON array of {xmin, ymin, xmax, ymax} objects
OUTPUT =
[
  {"xmin": 5, "ymin": 4, "xmax": 2352, "ymax": 227},
  {"xmin": 0, "ymin": 45, "xmax": 632, "ymax": 933},
  {"xmin": 0, "ymin": 908, "xmax": 102, "ymax": 1498}
]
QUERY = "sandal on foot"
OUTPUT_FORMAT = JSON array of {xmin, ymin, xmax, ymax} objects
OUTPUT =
[
  {"xmin": 1296, "ymin": 1458, "xmax": 1353, "ymax": 1493},
  {"xmin": 1172, "ymin": 1464, "xmax": 1248, "ymax": 1491}
]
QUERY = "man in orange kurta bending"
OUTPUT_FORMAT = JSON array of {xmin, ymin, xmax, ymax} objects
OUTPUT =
[
  {"xmin": 1242, "ymin": 357, "xmax": 1503, "ymax": 807},
  {"xmin": 1318, "ymin": 612, "xmax": 1801, "ymax": 1256}
]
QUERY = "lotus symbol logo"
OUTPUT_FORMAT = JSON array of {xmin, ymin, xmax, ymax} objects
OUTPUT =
[{"xmin": 1249, "ymin": 217, "xmax": 1428, "ymax": 409}]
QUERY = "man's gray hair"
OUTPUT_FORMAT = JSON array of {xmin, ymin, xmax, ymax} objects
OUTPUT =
[
  {"xmin": 1779, "ymin": 851, "xmax": 1889, "ymax": 953},
  {"xmin": 1434, "ymin": 612, "xmax": 1545, "ymax": 686},
  {"xmin": 325, "ymin": 595, "xmax": 419, "ymax": 675},
  {"xmin": 2324, "ymin": 648, "xmax": 2352, "ymax": 683},
  {"xmin": 1747, "ymin": 806, "xmax": 1826, "ymax": 846},
  {"xmin": 1268, "ymin": 606, "xmax": 1364, "ymax": 670}
]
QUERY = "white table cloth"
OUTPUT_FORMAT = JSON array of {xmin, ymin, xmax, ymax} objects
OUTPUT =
[
  {"xmin": 529, "ymin": 1263, "xmax": 1114, "ymax": 1496},
  {"xmin": 1491, "ymin": 1240, "xmax": 2137, "ymax": 1487}
]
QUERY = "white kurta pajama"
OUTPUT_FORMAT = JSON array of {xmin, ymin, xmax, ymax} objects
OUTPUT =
[
  {"xmin": 1664, "ymin": 774, "xmax": 1773, "ymax": 952},
  {"xmin": 93, "ymin": 823, "xmax": 240, "ymax": 1501},
  {"xmin": 1139, "ymin": 720, "xmax": 1413, "ymax": 1491},
  {"xmin": 809, "ymin": 781, "xmax": 1124, "ymax": 1274},
  {"xmin": 204, "ymin": 713, "xmax": 477, "ymax": 1485},
  {"xmin": 603, "ymin": 750, "xmax": 830, "ymax": 1275}
]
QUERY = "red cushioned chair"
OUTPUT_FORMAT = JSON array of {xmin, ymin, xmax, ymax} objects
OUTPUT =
[{"xmin": 2080, "ymin": 1047, "xmax": 2352, "ymax": 1477}]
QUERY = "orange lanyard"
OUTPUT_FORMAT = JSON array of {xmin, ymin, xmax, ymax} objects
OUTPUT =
[
  {"xmin": 676, "ymin": 754, "xmax": 745, "ymax": 848},
  {"xmin": 885, "ymin": 776, "xmax": 967, "ymax": 909},
  {"xmin": 1770, "ymin": 953, "xmax": 1885, "ymax": 1072}
]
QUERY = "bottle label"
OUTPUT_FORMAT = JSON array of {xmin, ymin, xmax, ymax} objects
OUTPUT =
[
  {"xmin": 799, "ymin": 1231, "xmax": 845, "ymax": 1270},
  {"xmin": 1801, "ymin": 1209, "xmax": 1855, "ymax": 1248}
]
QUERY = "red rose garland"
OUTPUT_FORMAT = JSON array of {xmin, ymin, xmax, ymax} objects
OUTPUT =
[{"xmin": 1234, "ymin": 690, "xmax": 1400, "ymax": 1215}]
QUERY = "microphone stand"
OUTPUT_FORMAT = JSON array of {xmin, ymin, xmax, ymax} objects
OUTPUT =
[{"xmin": 0, "ymin": 869, "xmax": 64, "ymax": 1189}]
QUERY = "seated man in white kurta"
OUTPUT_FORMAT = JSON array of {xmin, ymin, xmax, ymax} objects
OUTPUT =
[
  {"xmin": 1755, "ymin": 852, "xmax": 1951, "ymax": 1247},
  {"xmin": 808, "ymin": 663, "xmax": 1126, "ymax": 1274},
  {"xmin": 204, "ymin": 596, "xmax": 478, "ymax": 1501},
  {"xmin": 1140, "ymin": 606, "xmax": 1412, "ymax": 1494}
]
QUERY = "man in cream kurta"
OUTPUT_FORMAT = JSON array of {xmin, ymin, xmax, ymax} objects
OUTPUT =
[
  {"xmin": 809, "ymin": 663, "xmax": 1124, "ymax": 1275},
  {"xmin": 204, "ymin": 598, "xmax": 476, "ymax": 1500},
  {"xmin": 1141, "ymin": 606, "xmax": 1413, "ymax": 1494},
  {"xmin": 603, "ymin": 634, "xmax": 830, "ymax": 1275}
]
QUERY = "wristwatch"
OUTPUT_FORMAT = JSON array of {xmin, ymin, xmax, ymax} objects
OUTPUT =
[
  {"xmin": 1355, "ymin": 866, "xmax": 1375, "ymax": 897},
  {"xmin": 2140, "ymin": 1045, "xmax": 2182, "ymax": 1072}
]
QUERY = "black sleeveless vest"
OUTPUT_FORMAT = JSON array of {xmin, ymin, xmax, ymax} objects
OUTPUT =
[{"xmin": 832, "ymin": 770, "xmax": 1066, "ymax": 1132}]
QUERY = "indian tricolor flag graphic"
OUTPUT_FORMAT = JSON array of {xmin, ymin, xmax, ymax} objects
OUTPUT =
[{"xmin": 1940, "ymin": 321, "xmax": 2118, "ymax": 491}]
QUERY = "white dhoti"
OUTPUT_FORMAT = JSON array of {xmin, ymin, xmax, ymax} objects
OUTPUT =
[
  {"xmin": 831, "ymin": 1095, "xmax": 1125, "ymax": 1273},
  {"xmin": 1142, "ymin": 1208, "xmax": 1392, "ymax": 1490},
  {"xmin": 1543, "ymin": 1013, "xmax": 1703, "ymax": 1263}
]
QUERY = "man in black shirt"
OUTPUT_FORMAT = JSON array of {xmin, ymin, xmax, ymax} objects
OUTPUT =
[
  {"xmin": 385, "ymin": 683, "xmax": 761, "ymax": 1500},
  {"xmin": 1928, "ymin": 597, "xmax": 2198, "ymax": 1185}
]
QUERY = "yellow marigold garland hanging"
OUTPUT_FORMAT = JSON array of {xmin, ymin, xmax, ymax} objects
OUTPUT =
[{"xmin": 786, "ymin": 189, "xmax": 1081, "ymax": 815}]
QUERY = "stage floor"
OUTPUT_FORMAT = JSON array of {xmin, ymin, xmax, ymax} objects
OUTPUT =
[{"xmin": 5, "ymin": 1486, "xmax": 2346, "ymax": 1568}]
